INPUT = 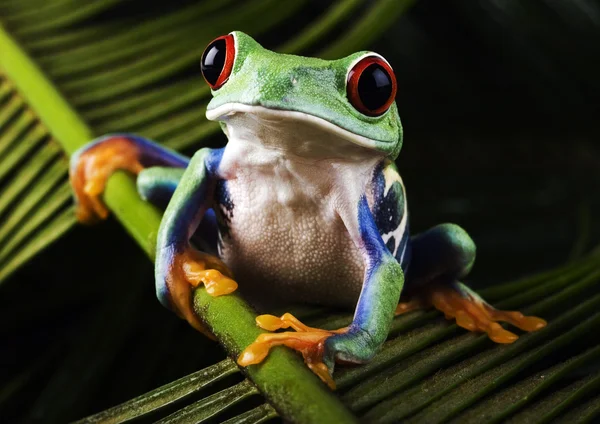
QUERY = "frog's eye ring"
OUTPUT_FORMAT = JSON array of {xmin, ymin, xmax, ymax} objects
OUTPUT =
[
  {"xmin": 201, "ymin": 34, "xmax": 235, "ymax": 90},
  {"xmin": 347, "ymin": 56, "xmax": 397, "ymax": 117}
]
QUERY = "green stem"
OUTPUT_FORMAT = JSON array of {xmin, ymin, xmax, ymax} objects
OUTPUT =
[{"xmin": 195, "ymin": 289, "xmax": 358, "ymax": 424}]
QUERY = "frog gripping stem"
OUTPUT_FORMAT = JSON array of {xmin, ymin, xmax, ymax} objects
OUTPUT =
[
  {"xmin": 70, "ymin": 137, "xmax": 234, "ymax": 337},
  {"xmin": 164, "ymin": 246, "xmax": 237, "ymax": 337},
  {"xmin": 238, "ymin": 313, "xmax": 347, "ymax": 389},
  {"xmin": 70, "ymin": 134, "xmax": 189, "ymax": 224},
  {"xmin": 176, "ymin": 247, "xmax": 237, "ymax": 296},
  {"xmin": 66, "ymin": 32, "xmax": 549, "ymax": 396},
  {"xmin": 70, "ymin": 137, "xmax": 143, "ymax": 223}
]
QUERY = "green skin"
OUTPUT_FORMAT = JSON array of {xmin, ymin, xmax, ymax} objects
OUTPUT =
[
  {"xmin": 73, "ymin": 31, "xmax": 478, "ymax": 375},
  {"xmin": 209, "ymin": 32, "xmax": 403, "ymax": 158}
]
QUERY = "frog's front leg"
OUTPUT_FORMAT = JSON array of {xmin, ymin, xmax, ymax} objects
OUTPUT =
[
  {"xmin": 397, "ymin": 223, "xmax": 547, "ymax": 342},
  {"xmin": 155, "ymin": 148, "xmax": 237, "ymax": 334},
  {"xmin": 69, "ymin": 134, "xmax": 234, "ymax": 334},
  {"xmin": 238, "ymin": 197, "xmax": 404, "ymax": 389}
]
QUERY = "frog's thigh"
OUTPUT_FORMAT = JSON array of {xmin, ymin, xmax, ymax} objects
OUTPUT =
[
  {"xmin": 405, "ymin": 223, "xmax": 476, "ymax": 287},
  {"xmin": 138, "ymin": 166, "xmax": 218, "ymax": 255},
  {"xmin": 399, "ymin": 223, "xmax": 546, "ymax": 343}
]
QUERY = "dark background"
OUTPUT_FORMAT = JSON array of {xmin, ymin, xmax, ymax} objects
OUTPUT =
[{"xmin": 2, "ymin": 0, "xmax": 600, "ymax": 422}]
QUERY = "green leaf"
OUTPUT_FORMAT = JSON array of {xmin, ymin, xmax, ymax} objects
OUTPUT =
[
  {"xmin": 75, "ymin": 360, "xmax": 239, "ymax": 424},
  {"xmin": 0, "ymin": 1, "xmax": 598, "ymax": 423}
]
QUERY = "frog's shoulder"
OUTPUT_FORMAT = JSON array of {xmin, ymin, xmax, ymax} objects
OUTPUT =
[{"xmin": 369, "ymin": 159, "xmax": 410, "ymax": 268}]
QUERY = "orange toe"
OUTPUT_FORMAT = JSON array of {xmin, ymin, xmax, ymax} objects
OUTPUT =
[
  {"xmin": 165, "ymin": 247, "xmax": 236, "ymax": 337},
  {"xmin": 238, "ymin": 313, "xmax": 341, "ymax": 389},
  {"xmin": 238, "ymin": 331, "xmax": 336, "ymax": 389},
  {"xmin": 71, "ymin": 137, "xmax": 143, "ymax": 224},
  {"xmin": 398, "ymin": 283, "xmax": 546, "ymax": 344},
  {"xmin": 487, "ymin": 322, "xmax": 519, "ymax": 343},
  {"xmin": 487, "ymin": 309, "xmax": 547, "ymax": 332},
  {"xmin": 455, "ymin": 309, "xmax": 477, "ymax": 332},
  {"xmin": 176, "ymin": 247, "xmax": 238, "ymax": 297}
]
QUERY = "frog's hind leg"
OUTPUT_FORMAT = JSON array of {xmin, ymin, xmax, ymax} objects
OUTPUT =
[
  {"xmin": 397, "ymin": 223, "xmax": 546, "ymax": 343},
  {"xmin": 71, "ymin": 136, "xmax": 229, "ymax": 335},
  {"xmin": 70, "ymin": 134, "xmax": 188, "ymax": 223}
]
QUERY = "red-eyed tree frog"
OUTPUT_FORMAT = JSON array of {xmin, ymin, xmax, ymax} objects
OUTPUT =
[{"xmin": 70, "ymin": 32, "xmax": 546, "ymax": 389}]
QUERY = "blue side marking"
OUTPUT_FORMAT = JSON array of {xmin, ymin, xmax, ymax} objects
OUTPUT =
[
  {"xmin": 370, "ymin": 161, "xmax": 410, "ymax": 272},
  {"xmin": 358, "ymin": 195, "xmax": 385, "ymax": 269},
  {"xmin": 353, "ymin": 196, "xmax": 391, "ymax": 329},
  {"xmin": 205, "ymin": 147, "xmax": 224, "ymax": 174}
]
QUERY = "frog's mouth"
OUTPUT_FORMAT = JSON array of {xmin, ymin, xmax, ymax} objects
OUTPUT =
[{"xmin": 206, "ymin": 103, "xmax": 383, "ymax": 156}]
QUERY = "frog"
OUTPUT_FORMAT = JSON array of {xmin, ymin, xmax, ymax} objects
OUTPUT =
[{"xmin": 70, "ymin": 31, "xmax": 546, "ymax": 389}]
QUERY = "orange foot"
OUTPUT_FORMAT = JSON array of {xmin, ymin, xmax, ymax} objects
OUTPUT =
[
  {"xmin": 70, "ymin": 137, "xmax": 143, "ymax": 224},
  {"xmin": 396, "ymin": 282, "xmax": 546, "ymax": 343},
  {"xmin": 168, "ymin": 246, "xmax": 238, "ymax": 336},
  {"xmin": 237, "ymin": 313, "xmax": 347, "ymax": 389}
]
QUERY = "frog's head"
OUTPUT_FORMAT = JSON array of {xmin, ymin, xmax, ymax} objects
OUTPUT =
[{"xmin": 203, "ymin": 31, "xmax": 403, "ymax": 159}]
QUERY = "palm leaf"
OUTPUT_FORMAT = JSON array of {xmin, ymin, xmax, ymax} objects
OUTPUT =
[{"xmin": 1, "ymin": 0, "xmax": 599, "ymax": 423}]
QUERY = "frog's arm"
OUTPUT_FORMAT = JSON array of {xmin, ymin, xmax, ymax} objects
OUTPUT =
[
  {"xmin": 155, "ymin": 148, "xmax": 237, "ymax": 333},
  {"xmin": 237, "ymin": 162, "xmax": 406, "ymax": 387},
  {"xmin": 138, "ymin": 166, "xmax": 219, "ymax": 255},
  {"xmin": 324, "ymin": 195, "xmax": 405, "ymax": 366}
]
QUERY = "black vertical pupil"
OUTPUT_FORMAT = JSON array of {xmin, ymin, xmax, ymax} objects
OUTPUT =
[
  {"xmin": 358, "ymin": 63, "xmax": 393, "ymax": 111},
  {"xmin": 201, "ymin": 39, "xmax": 226, "ymax": 86}
]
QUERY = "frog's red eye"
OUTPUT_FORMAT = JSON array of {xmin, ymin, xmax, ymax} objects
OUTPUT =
[
  {"xmin": 201, "ymin": 34, "xmax": 235, "ymax": 90},
  {"xmin": 347, "ymin": 55, "xmax": 397, "ymax": 117}
]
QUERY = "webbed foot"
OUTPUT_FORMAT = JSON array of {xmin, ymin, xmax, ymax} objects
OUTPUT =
[
  {"xmin": 238, "ymin": 313, "xmax": 347, "ymax": 389},
  {"xmin": 70, "ymin": 137, "xmax": 143, "ymax": 223},
  {"xmin": 396, "ymin": 282, "xmax": 546, "ymax": 343},
  {"xmin": 168, "ymin": 246, "xmax": 238, "ymax": 335},
  {"xmin": 175, "ymin": 247, "xmax": 238, "ymax": 296}
]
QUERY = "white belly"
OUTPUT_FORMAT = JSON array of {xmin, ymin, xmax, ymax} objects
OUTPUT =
[
  {"xmin": 218, "ymin": 173, "xmax": 365, "ymax": 309},
  {"xmin": 212, "ymin": 111, "xmax": 382, "ymax": 309}
]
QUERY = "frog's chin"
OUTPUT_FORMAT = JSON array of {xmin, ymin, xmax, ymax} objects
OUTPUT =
[{"xmin": 206, "ymin": 103, "xmax": 383, "ymax": 156}]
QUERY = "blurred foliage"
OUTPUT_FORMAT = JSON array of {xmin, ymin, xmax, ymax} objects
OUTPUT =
[{"xmin": 1, "ymin": 0, "xmax": 599, "ymax": 423}]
